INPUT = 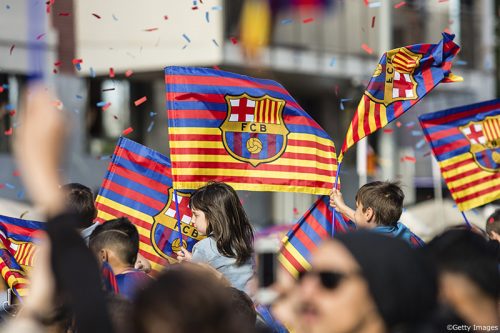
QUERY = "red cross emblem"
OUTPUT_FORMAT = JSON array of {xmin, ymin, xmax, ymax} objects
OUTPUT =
[
  {"xmin": 392, "ymin": 71, "xmax": 415, "ymax": 98},
  {"xmin": 228, "ymin": 97, "xmax": 255, "ymax": 122},
  {"xmin": 464, "ymin": 124, "xmax": 486, "ymax": 145},
  {"xmin": 164, "ymin": 194, "xmax": 191, "ymax": 223}
]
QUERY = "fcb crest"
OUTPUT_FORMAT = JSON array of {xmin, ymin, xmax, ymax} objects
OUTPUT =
[
  {"xmin": 151, "ymin": 188, "xmax": 204, "ymax": 262},
  {"xmin": 460, "ymin": 115, "xmax": 500, "ymax": 172},
  {"xmin": 220, "ymin": 93, "xmax": 290, "ymax": 167},
  {"xmin": 366, "ymin": 47, "xmax": 423, "ymax": 106}
]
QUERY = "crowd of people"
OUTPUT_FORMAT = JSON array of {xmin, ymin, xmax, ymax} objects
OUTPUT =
[{"xmin": 0, "ymin": 86, "xmax": 498, "ymax": 333}]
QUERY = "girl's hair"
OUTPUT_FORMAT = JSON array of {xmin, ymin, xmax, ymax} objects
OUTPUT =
[{"xmin": 190, "ymin": 181, "xmax": 254, "ymax": 265}]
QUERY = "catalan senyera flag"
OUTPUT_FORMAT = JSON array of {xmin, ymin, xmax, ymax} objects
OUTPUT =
[
  {"xmin": 339, "ymin": 32, "xmax": 462, "ymax": 162},
  {"xmin": 419, "ymin": 99, "xmax": 500, "ymax": 211},
  {"xmin": 166, "ymin": 66, "xmax": 338, "ymax": 195},
  {"xmin": 0, "ymin": 215, "xmax": 45, "ymax": 297},
  {"xmin": 278, "ymin": 196, "xmax": 355, "ymax": 277},
  {"xmin": 94, "ymin": 137, "xmax": 204, "ymax": 274}
]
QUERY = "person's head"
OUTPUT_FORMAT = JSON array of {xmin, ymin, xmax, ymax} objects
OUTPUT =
[
  {"xmin": 61, "ymin": 183, "xmax": 96, "ymax": 229},
  {"xmin": 354, "ymin": 181, "xmax": 404, "ymax": 228},
  {"xmin": 297, "ymin": 231, "xmax": 437, "ymax": 333},
  {"xmin": 89, "ymin": 218, "xmax": 139, "ymax": 269},
  {"xmin": 190, "ymin": 181, "xmax": 254, "ymax": 265},
  {"xmin": 134, "ymin": 263, "xmax": 241, "ymax": 333},
  {"xmin": 106, "ymin": 294, "xmax": 134, "ymax": 333},
  {"xmin": 427, "ymin": 229, "xmax": 500, "ymax": 326},
  {"xmin": 227, "ymin": 287, "xmax": 256, "ymax": 329},
  {"xmin": 485, "ymin": 209, "xmax": 500, "ymax": 242}
]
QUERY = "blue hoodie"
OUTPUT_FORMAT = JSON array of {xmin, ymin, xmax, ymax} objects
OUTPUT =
[{"xmin": 373, "ymin": 222, "xmax": 425, "ymax": 248}]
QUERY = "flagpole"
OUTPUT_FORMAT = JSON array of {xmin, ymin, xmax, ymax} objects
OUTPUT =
[
  {"xmin": 460, "ymin": 211, "xmax": 472, "ymax": 230},
  {"xmin": 173, "ymin": 190, "xmax": 183, "ymax": 247},
  {"xmin": 331, "ymin": 161, "xmax": 342, "ymax": 237}
]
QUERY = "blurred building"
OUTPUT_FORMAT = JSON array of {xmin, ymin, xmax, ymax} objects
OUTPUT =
[{"xmin": 0, "ymin": 0, "xmax": 496, "ymax": 228}]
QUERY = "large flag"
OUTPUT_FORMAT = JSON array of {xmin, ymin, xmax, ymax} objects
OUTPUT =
[
  {"xmin": 0, "ymin": 215, "xmax": 45, "ymax": 297},
  {"xmin": 166, "ymin": 66, "xmax": 338, "ymax": 195},
  {"xmin": 94, "ymin": 137, "xmax": 204, "ymax": 273},
  {"xmin": 339, "ymin": 32, "xmax": 462, "ymax": 162},
  {"xmin": 278, "ymin": 196, "xmax": 355, "ymax": 277},
  {"xmin": 419, "ymin": 99, "xmax": 500, "ymax": 211}
]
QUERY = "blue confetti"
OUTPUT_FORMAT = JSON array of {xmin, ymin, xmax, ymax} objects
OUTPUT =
[
  {"xmin": 112, "ymin": 14, "xmax": 118, "ymax": 21},
  {"xmin": 205, "ymin": 11, "xmax": 210, "ymax": 23},
  {"xmin": 147, "ymin": 121, "xmax": 155, "ymax": 133},
  {"xmin": 405, "ymin": 121, "xmax": 415, "ymax": 128},
  {"xmin": 340, "ymin": 98, "xmax": 352, "ymax": 102},
  {"xmin": 281, "ymin": 18, "xmax": 293, "ymax": 25},
  {"xmin": 96, "ymin": 101, "xmax": 107, "ymax": 107},
  {"xmin": 182, "ymin": 44, "xmax": 188, "ymax": 50},
  {"xmin": 329, "ymin": 57, "xmax": 336, "ymax": 66},
  {"xmin": 76, "ymin": 95, "xmax": 83, "ymax": 99},
  {"xmin": 73, "ymin": 109, "xmax": 80, "ymax": 114},
  {"xmin": 182, "ymin": 34, "xmax": 191, "ymax": 43},
  {"xmin": 75, "ymin": 63, "xmax": 81, "ymax": 71},
  {"xmin": 455, "ymin": 60, "xmax": 467, "ymax": 66},
  {"xmin": 211, "ymin": 5, "xmax": 222, "ymax": 10},
  {"xmin": 99, "ymin": 155, "xmax": 111, "ymax": 160},
  {"xmin": 150, "ymin": 112, "xmax": 157, "ymax": 117},
  {"xmin": 5, "ymin": 183, "xmax": 15, "ymax": 190},
  {"xmin": 411, "ymin": 130, "xmax": 422, "ymax": 136},
  {"xmin": 6, "ymin": 4, "xmax": 10, "ymax": 9},
  {"xmin": 5, "ymin": 104, "xmax": 14, "ymax": 111},
  {"xmin": 368, "ymin": 2, "xmax": 381, "ymax": 8},
  {"xmin": 193, "ymin": 1, "xmax": 197, "ymax": 5},
  {"xmin": 212, "ymin": 39, "xmax": 219, "ymax": 47},
  {"xmin": 2, "ymin": 84, "xmax": 9, "ymax": 89},
  {"xmin": 415, "ymin": 139, "xmax": 426, "ymax": 149},
  {"xmin": 16, "ymin": 190, "xmax": 24, "ymax": 199},
  {"xmin": 90, "ymin": 67, "xmax": 96, "ymax": 78}
]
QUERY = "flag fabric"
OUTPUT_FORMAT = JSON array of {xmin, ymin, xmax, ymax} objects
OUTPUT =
[
  {"xmin": 0, "ymin": 215, "xmax": 45, "ymax": 297},
  {"xmin": 339, "ymin": 32, "xmax": 462, "ymax": 162},
  {"xmin": 419, "ymin": 99, "xmax": 500, "ymax": 211},
  {"xmin": 165, "ymin": 66, "xmax": 338, "ymax": 195},
  {"xmin": 94, "ymin": 137, "xmax": 204, "ymax": 273},
  {"xmin": 278, "ymin": 196, "xmax": 355, "ymax": 277}
]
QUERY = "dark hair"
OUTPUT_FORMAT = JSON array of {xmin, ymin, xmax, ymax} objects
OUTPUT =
[
  {"xmin": 227, "ymin": 287, "xmax": 256, "ymax": 327},
  {"xmin": 61, "ymin": 183, "xmax": 96, "ymax": 228},
  {"xmin": 190, "ymin": 182, "xmax": 254, "ymax": 265},
  {"xmin": 107, "ymin": 294, "xmax": 134, "ymax": 333},
  {"xmin": 89, "ymin": 218, "xmax": 139, "ymax": 265},
  {"xmin": 427, "ymin": 229, "xmax": 499, "ymax": 300},
  {"xmin": 355, "ymin": 181, "xmax": 404, "ymax": 226},
  {"xmin": 485, "ymin": 209, "xmax": 500, "ymax": 236},
  {"xmin": 134, "ymin": 264, "xmax": 240, "ymax": 333}
]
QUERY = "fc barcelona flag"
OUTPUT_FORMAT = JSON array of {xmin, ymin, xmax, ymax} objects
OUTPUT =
[
  {"xmin": 339, "ymin": 32, "xmax": 462, "ymax": 162},
  {"xmin": 419, "ymin": 100, "xmax": 500, "ymax": 211},
  {"xmin": 0, "ymin": 215, "xmax": 45, "ymax": 297},
  {"xmin": 278, "ymin": 196, "xmax": 355, "ymax": 277},
  {"xmin": 94, "ymin": 137, "xmax": 204, "ymax": 273},
  {"xmin": 166, "ymin": 66, "xmax": 338, "ymax": 195}
]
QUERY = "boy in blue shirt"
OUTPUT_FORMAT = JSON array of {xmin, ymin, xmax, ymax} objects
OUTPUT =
[{"xmin": 330, "ymin": 181, "xmax": 424, "ymax": 247}]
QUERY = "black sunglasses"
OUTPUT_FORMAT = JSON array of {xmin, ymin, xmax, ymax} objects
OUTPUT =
[{"xmin": 298, "ymin": 270, "xmax": 359, "ymax": 290}]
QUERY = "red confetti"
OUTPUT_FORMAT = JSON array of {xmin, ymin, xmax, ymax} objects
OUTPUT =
[
  {"xmin": 371, "ymin": 16, "xmax": 376, "ymax": 28},
  {"xmin": 46, "ymin": 0, "xmax": 54, "ymax": 13},
  {"xmin": 53, "ymin": 69, "xmax": 58, "ymax": 74},
  {"xmin": 0, "ymin": 87, "xmax": 3, "ymax": 93},
  {"xmin": 109, "ymin": 67, "xmax": 115, "ymax": 78},
  {"xmin": 113, "ymin": 115, "xmax": 118, "ymax": 120},
  {"xmin": 72, "ymin": 58, "xmax": 83, "ymax": 65},
  {"xmin": 403, "ymin": 156, "xmax": 416, "ymax": 163},
  {"xmin": 213, "ymin": 65, "xmax": 221, "ymax": 70},
  {"xmin": 383, "ymin": 129, "xmax": 394, "ymax": 134},
  {"xmin": 8, "ymin": 110, "xmax": 16, "ymax": 117},
  {"xmin": 9, "ymin": 45, "xmax": 15, "ymax": 55},
  {"xmin": 230, "ymin": 37, "xmax": 238, "ymax": 45},
  {"xmin": 394, "ymin": 1, "xmax": 406, "ymax": 8},
  {"xmin": 361, "ymin": 43, "xmax": 373, "ymax": 54},
  {"xmin": 144, "ymin": 27, "xmax": 159, "ymax": 32},
  {"xmin": 125, "ymin": 70, "xmax": 134, "ymax": 77},
  {"xmin": 0, "ymin": 184, "xmax": 4, "ymax": 190},
  {"xmin": 12, "ymin": 170, "xmax": 20, "ymax": 177},
  {"xmin": 102, "ymin": 102, "xmax": 112, "ymax": 111},
  {"xmin": 192, "ymin": 6, "xmax": 198, "ymax": 10},
  {"xmin": 122, "ymin": 127, "xmax": 134, "ymax": 136},
  {"xmin": 92, "ymin": 13, "xmax": 101, "ymax": 19},
  {"xmin": 302, "ymin": 17, "xmax": 314, "ymax": 24},
  {"xmin": 134, "ymin": 96, "xmax": 147, "ymax": 107},
  {"xmin": 163, "ymin": 15, "xmax": 169, "ymax": 20},
  {"xmin": 4, "ymin": 128, "xmax": 13, "ymax": 136},
  {"xmin": 293, "ymin": 208, "xmax": 299, "ymax": 215},
  {"xmin": 36, "ymin": 33, "xmax": 46, "ymax": 40},
  {"xmin": 363, "ymin": 0, "xmax": 369, "ymax": 6},
  {"xmin": 396, "ymin": 121, "xmax": 402, "ymax": 128},
  {"xmin": 58, "ymin": 12, "xmax": 71, "ymax": 16},
  {"xmin": 54, "ymin": 60, "xmax": 62, "ymax": 66}
]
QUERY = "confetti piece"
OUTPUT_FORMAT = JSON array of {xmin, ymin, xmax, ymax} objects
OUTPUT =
[
  {"xmin": 58, "ymin": 12, "xmax": 71, "ymax": 16},
  {"xmin": 394, "ymin": 1, "xmax": 406, "ymax": 8},
  {"xmin": 109, "ymin": 67, "xmax": 115, "ymax": 78},
  {"xmin": 230, "ymin": 37, "xmax": 238, "ymax": 44},
  {"xmin": 361, "ymin": 43, "xmax": 373, "ymax": 54},
  {"xmin": 72, "ymin": 58, "xmax": 83, "ymax": 65},
  {"xmin": 163, "ymin": 15, "xmax": 169, "ymax": 20},
  {"xmin": 411, "ymin": 130, "xmax": 422, "ymax": 136},
  {"xmin": 211, "ymin": 5, "xmax": 222, "ymax": 10},
  {"xmin": 5, "ymin": 183, "xmax": 15, "ymax": 189},
  {"xmin": 113, "ymin": 115, "xmax": 118, "ymax": 120},
  {"xmin": 213, "ymin": 65, "xmax": 221, "ymax": 70},
  {"xmin": 147, "ymin": 121, "xmax": 155, "ymax": 132},
  {"xmin": 405, "ymin": 121, "xmax": 415, "ymax": 128},
  {"xmin": 212, "ymin": 39, "xmax": 219, "ymax": 47},
  {"xmin": 383, "ymin": 129, "xmax": 393, "ymax": 133},
  {"xmin": 144, "ymin": 27, "xmax": 159, "ymax": 32},
  {"xmin": 416, "ymin": 139, "xmax": 426, "ymax": 149},
  {"xmin": 423, "ymin": 151, "xmax": 431, "ymax": 157},
  {"xmin": 192, "ymin": 6, "xmax": 198, "ymax": 10},
  {"xmin": 293, "ymin": 208, "xmax": 299, "ymax": 215},
  {"xmin": 134, "ymin": 96, "xmax": 147, "ymax": 106},
  {"xmin": 443, "ymin": 28, "xmax": 452, "ymax": 34},
  {"xmin": 0, "ymin": 87, "xmax": 3, "ymax": 93},
  {"xmin": 92, "ymin": 13, "xmax": 101, "ymax": 19},
  {"xmin": 12, "ymin": 170, "xmax": 20, "ymax": 177},
  {"xmin": 3, "ymin": 84, "xmax": 9, "ymax": 89},
  {"xmin": 54, "ymin": 60, "xmax": 62, "ymax": 66},
  {"xmin": 122, "ymin": 127, "xmax": 133, "ymax": 136},
  {"xmin": 205, "ymin": 11, "xmax": 210, "ymax": 22},
  {"xmin": 8, "ymin": 110, "xmax": 15, "ymax": 117},
  {"xmin": 363, "ymin": 0, "xmax": 369, "ymax": 6},
  {"xmin": 455, "ymin": 60, "xmax": 467, "ymax": 66},
  {"xmin": 329, "ymin": 57, "xmax": 336, "ymax": 66},
  {"xmin": 98, "ymin": 155, "xmax": 112, "ymax": 160},
  {"xmin": 17, "ymin": 190, "xmax": 24, "ymax": 199},
  {"xmin": 36, "ymin": 33, "xmax": 46, "ymax": 40},
  {"xmin": 102, "ymin": 103, "xmax": 112, "ymax": 111},
  {"xmin": 402, "ymin": 156, "xmax": 416, "ymax": 163},
  {"xmin": 303, "ymin": 17, "xmax": 314, "ymax": 24},
  {"xmin": 90, "ymin": 67, "xmax": 96, "ymax": 78},
  {"xmin": 371, "ymin": 16, "xmax": 376, "ymax": 28},
  {"xmin": 9, "ymin": 44, "xmax": 15, "ymax": 55},
  {"xmin": 182, "ymin": 34, "xmax": 191, "ymax": 43},
  {"xmin": 96, "ymin": 101, "xmax": 107, "ymax": 107},
  {"xmin": 369, "ymin": 2, "xmax": 381, "ymax": 8},
  {"xmin": 281, "ymin": 18, "xmax": 293, "ymax": 25},
  {"xmin": 182, "ymin": 45, "xmax": 188, "ymax": 50},
  {"xmin": 102, "ymin": 88, "xmax": 115, "ymax": 92},
  {"xmin": 112, "ymin": 14, "xmax": 119, "ymax": 21},
  {"xmin": 4, "ymin": 128, "xmax": 12, "ymax": 136},
  {"xmin": 396, "ymin": 121, "xmax": 402, "ymax": 127},
  {"xmin": 125, "ymin": 69, "xmax": 133, "ymax": 77},
  {"xmin": 76, "ymin": 95, "xmax": 83, "ymax": 99}
]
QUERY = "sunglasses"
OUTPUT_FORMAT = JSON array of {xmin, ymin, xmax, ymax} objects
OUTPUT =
[{"xmin": 298, "ymin": 270, "xmax": 360, "ymax": 290}]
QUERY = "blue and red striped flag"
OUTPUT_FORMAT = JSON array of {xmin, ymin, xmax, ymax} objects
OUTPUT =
[
  {"xmin": 94, "ymin": 137, "xmax": 204, "ymax": 273},
  {"xmin": 165, "ymin": 66, "xmax": 338, "ymax": 195},
  {"xmin": 419, "ymin": 99, "xmax": 500, "ymax": 211},
  {"xmin": 0, "ymin": 215, "xmax": 45, "ymax": 297},
  {"xmin": 339, "ymin": 32, "xmax": 462, "ymax": 162},
  {"xmin": 278, "ymin": 196, "xmax": 355, "ymax": 277}
]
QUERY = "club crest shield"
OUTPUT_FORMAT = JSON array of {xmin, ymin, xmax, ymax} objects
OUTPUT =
[
  {"xmin": 151, "ymin": 188, "xmax": 204, "ymax": 262},
  {"xmin": 366, "ymin": 47, "xmax": 422, "ymax": 106},
  {"xmin": 220, "ymin": 93, "xmax": 290, "ymax": 167},
  {"xmin": 460, "ymin": 115, "xmax": 500, "ymax": 172}
]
